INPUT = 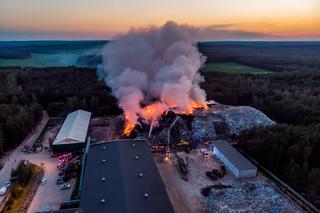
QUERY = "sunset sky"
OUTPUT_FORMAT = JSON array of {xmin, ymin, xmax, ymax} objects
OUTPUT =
[{"xmin": 0, "ymin": 0, "xmax": 319, "ymax": 40}]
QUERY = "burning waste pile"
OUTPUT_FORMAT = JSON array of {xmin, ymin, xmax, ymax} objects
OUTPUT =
[
  {"xmin": 98, "ymin": 21, "xmax": 275, "ymax": 146},
  {"xmin": 100, "ymin": 21, "xmax": 208, "ymax": 137}
]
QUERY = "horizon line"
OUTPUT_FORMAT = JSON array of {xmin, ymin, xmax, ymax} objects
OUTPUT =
[{"xmin": 1, "ymin": 39, "xmax": 320, "ymax": 42}]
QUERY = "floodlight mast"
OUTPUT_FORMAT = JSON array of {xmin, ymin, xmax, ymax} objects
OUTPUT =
[{"xmin": 167, "ymin": 116, "xmax": 180, "ymax": 154}]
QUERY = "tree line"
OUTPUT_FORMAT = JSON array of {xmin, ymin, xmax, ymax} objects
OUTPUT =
[
  {"xmin": 201, "ymin": 70, "xmax": 320, "ymax": 207},
  {"xmin": 0, "ymin": 67, "xmax": 120, "ymax": 155}
]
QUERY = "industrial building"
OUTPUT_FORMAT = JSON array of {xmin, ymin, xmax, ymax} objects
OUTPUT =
[
  {"xmin": 79, "ymin": 139, "xmax": 174, "ymax": 213},
  {"xmin": 52, "ymin": 109, "xmax": 91, "ymax": 152},
  {"xmin": 212, "ymin": 141, "xmax": 257, "ymax": 178}
]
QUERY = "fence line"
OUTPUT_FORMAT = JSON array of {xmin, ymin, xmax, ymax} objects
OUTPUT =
[{"xmin": 236, "ymin": 147, "xmax": 320, "ymax": 213}]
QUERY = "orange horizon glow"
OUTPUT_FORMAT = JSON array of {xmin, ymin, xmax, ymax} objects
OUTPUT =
[{"xmin": 0, "ymin": 0, "xmax": 319, "ymax": 40}]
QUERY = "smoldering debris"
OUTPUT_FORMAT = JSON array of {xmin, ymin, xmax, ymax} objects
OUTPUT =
[{"xmin": 132, "ymin": 104, "xmax": 275, "ymax": 149}]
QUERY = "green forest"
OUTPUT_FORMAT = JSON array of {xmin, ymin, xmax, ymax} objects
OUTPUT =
[
  {"xmin": 202, "ymin": 70, "xmax": 320, "ymax": 207},
  {"xmin": 0, "ymin": 44, "xmax": 320, "ymax": 207},
  {"xmin": 0, "ymin": 67, "xmax": 120, "ymax": 155}
]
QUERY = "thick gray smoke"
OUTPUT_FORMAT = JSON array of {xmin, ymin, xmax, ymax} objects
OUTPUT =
[{"xmin": 101, "ymin": 21, "xmax": 207, "ymax": 127}]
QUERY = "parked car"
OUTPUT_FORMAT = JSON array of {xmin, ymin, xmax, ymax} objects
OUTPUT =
[
  {"xmin": 40, "ymin": 178, "xmax": 47, "ymax": 185},
  {"xmin": 0, "ymin": 186, "xmax": 7, "ymax": 196},
  {"xmin": 60, "ymin": 183, "xmax": 71, "ymax": 190},
  {"xmin": 4, "ymin": 181, "xmax": 11, "ymax": 188}
]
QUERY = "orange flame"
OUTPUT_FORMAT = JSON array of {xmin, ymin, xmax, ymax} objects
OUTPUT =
[
  {"xmin": 123, "ymin": 115, "xmax": 136, "ymax": 136},
  {"xmin": 140, "ymin": 102, "xmax": 167, "ymax": 123},
  {"xmin": 123, "ymin": 100, "xmax": 208, "ymax": 136},
  {"xmin": 185, "ymin": 100, "xmax": 209, "ymax": 114}
]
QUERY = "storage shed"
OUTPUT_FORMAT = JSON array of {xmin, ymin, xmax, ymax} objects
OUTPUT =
[
  {"xmin": 52, "ymin": 109, "xmax": 91, "ymax": 152},
  {"xmin": 212, "ymin": 141, "xmax": 257, "ymax": 178}
]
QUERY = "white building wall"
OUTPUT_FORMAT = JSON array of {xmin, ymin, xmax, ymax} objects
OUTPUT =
[
  {"xmin": 214, "ymin": 147, "xmax": 254, "ymax": 178},
  {"xmin": 239, "ymin": 168, "xmax": 257, "ymax": 178}
]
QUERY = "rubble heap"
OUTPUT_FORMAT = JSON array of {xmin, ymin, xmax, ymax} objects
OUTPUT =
[
  {"xmin": 192, "ymin": 116, "xmax": 217, "ymax": 143},
  {"xmin": 204, "ymin": 180, "xmax": 300, "ymax": 212},
  {"xmin": 210, "ymin": 105, "xmax": 275, "ymax": 136},
  {"xmin": 135, "ymin": 104, "xmax": 275, "ymax": 145}
]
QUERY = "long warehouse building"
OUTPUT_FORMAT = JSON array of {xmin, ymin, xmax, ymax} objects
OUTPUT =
[
  {"xmin": 80, "ymin": 139, "xmax": 174, "ymax": 213},
  {"xmin": 52, "ymin": 109, "xmax": 91, "ymax": 152},
  {"xmin": 212, "ymin": 140, "xmax": 257, "ymax": 178}
]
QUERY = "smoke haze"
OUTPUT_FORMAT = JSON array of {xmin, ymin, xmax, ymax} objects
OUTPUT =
[{"xmin": 101, "ymin": 21, "xmax": 208, "ymax": 130}]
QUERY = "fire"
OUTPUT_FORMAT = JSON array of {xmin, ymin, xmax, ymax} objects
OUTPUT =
[
  {"xmin": 185, "ymin": 100, "xmax": 209, "ymax": 114},
  {"xmin": 140, "ymin": 102, "xmax": 167, "ymax": 123},
  {"xmin": 123, "ymin": 100, "xmax": 208, "ymax": 136},
  {"xmin": 123, "ymin": 115, "xmax": 136, "ymax": 136}
]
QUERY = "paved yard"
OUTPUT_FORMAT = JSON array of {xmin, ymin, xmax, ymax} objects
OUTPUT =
[
  {"xmin": 0, "ymin": 113, "xmax": 75, "ymax": 212},
  {"xmin": 27, "ymin": 152, "xmax": 75, "ymax": 213}
]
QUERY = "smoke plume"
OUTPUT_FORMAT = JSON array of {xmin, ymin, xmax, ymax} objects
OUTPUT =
[{"xmin": 101, "ymin": 21, "xmax": 208, "ymax": 133}]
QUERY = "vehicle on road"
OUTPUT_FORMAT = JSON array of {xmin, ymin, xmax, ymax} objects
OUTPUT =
[
  {"xmin": 4, "ymin": 181, "xmax": 11, "ymax": 188},
  {"xmin": 60, "ymin": 183, "xmax": 71, "ymax": 190},
  {"xmin": 0, "ymin": 186, "xmax": 7, "ymax": 196},
  {"xmin": 151, "ymin": 145, "xmax": 165, "ymax": 153},
  {"xmin": 40, "ymin": 178, "xmax": 47, "ymax": 185}
]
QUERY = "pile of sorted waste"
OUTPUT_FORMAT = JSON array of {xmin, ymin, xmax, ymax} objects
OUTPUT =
[
  {"xmin": 203, "ymin": 180, "xmax": 300, "ymax": 213},
  {"xmin": 135, "ymin": 104, "xmax": 275, "ymax": 146},
  {"xmin": 209, "ymin": 105, "xmax": 275, "ymax": 136}
]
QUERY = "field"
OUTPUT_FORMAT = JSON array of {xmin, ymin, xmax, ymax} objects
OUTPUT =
[
  {"xmin": 202, "ymin": 62, "xmax": 271, "ymax": 74},
  {"xmin": 198, "ymin": 41, "xmax": 320, "ymax": 72},
  {"xmin": 0, "ymin": 40, "xmax": 106, "ymax": 67}
]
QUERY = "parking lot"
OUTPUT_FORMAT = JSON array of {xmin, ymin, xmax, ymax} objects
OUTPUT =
[{"xmin": 0, "ymin": 116, "xmax": 76, "ymax": 212}]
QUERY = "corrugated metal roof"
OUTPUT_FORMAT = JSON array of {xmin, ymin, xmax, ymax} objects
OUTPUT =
[
  {"xmin": 212, "ymin": 140, "xmax": 256, "ymax": 171},
  {"xmin": 80, "ymin": 139, "xmax": 174, "ymax": 213},
  {"xmin": 53, "ymin": 109, "xmax": 91, "ymax": 145}
]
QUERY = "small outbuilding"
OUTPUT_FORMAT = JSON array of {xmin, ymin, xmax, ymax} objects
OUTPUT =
[
  {"xmin": 52, "ymin": 109, "xmax": 91, "ymax": 152},
  {"xmin": 212, "ymin": 140, "xmax": 257, "ymax": 178}
]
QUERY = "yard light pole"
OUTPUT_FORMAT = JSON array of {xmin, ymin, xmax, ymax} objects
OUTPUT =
[{"xmin": 166, "ymin": 116, "xmax": 180, "ymax": 157}]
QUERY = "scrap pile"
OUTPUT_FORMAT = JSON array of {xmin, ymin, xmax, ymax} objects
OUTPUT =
[
  {"xmin": 210, "ymin": 105, "xmax": 275, "ymax": 136},
  {"xmin": 192, "ymin": 116, "xmax": 218, "ymax": 143},
  {"xmin": 203, "ymin": 180, "xmax": 300, "ymax": 213},
  {"xmin": 133, "ymin": 104, "xmax": 275, "ymax": 150}
]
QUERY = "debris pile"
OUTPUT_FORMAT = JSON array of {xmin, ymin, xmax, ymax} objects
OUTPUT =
[
  {"xmin": 205, "ymin": 165, "xmax": 227, "ymax": 181},
  {"xmin": 203, "ymin": 180, "xmax": 300, "ymax": 213},
  {"xmin": 210, "ymin": 105, "xmax": 275, "ymax": 136},
  {"xmin": 192, "ymin": 116, "xmax": 217, "ymax": 143},
  {"xmin": 140, "ymin": 104, "xmax": 275, "ymax": 147}
]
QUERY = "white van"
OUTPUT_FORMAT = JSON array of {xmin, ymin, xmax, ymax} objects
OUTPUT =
[{"xmin": 0, "ymin": 186, "xmax": 7, "ymax": 196}]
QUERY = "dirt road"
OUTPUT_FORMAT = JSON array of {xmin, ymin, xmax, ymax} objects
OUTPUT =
[
  {"xmin": 0, "ymin": 112, "xmax": 74, "ymax": 212},
  {"xmin": 154, "ymin": 150, "xmax": 224, "ymax": 213},
  {"xmin": 0, "ymin": 112, "xmax": 48, "ymax": 206}
]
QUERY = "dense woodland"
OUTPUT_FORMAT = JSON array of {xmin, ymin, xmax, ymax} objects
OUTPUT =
[
  {"xmin": 198, "ymin": 42, "xmax": 320, "ymax": 72},
  {"xmin": 0, "ymin": 67, "xmax": 120, "ymax": 155},
  {"xmin": 202, "ymin": 70, "xmax": 320, "ymax": 207},
  {"xmin": 0, "ymin": 41, "xmax": 320, "ymax": 207}
]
